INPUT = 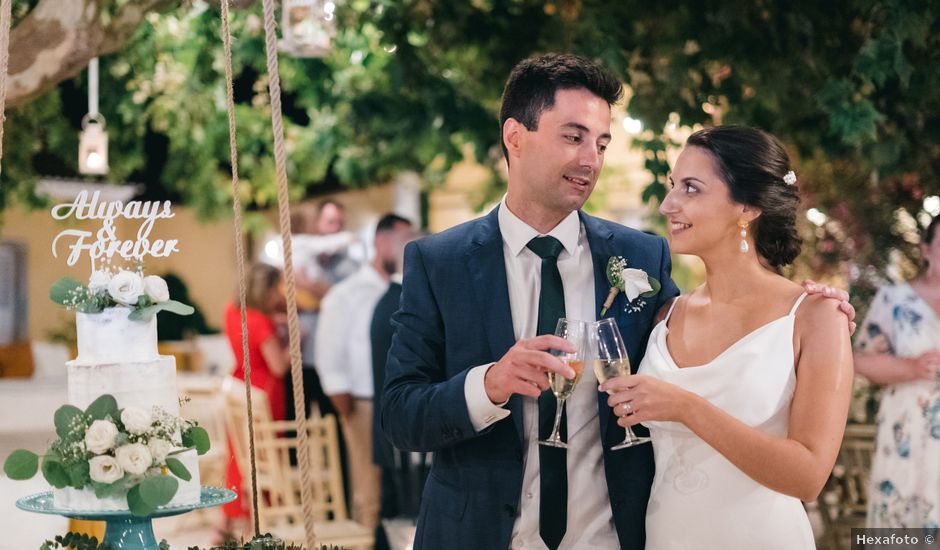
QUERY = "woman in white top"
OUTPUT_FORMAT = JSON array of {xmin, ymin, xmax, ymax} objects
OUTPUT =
[{"xmin": 602, "ymin": 126, "xmax": 854, "ymax": 549}]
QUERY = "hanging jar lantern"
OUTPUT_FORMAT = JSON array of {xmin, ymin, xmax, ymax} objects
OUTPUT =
[
  {"xmin": 78, "ymin": 58, "xmax": 108, "ymax": 176},
  {"xmin": 78, "ymin": 114, "xmax": 108, "ymax": 175},
  {"xmin": 278, "ymin": 0, "xmax": 336, "ymax": 58}
]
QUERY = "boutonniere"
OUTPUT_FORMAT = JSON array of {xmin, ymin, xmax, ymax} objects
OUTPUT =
[{"xmin": 600, "ymin": 256, "xmax": 661, "ymax": 316}]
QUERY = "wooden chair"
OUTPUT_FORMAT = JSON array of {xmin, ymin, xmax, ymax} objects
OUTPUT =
[
  {"xmin": 222, "ymin": 378, "xmax": 373, "ymax": 549},
  {"xmin": 815, "ymin": 423, "xmax": 877, "ymax": 550},
  {"xmin": 178, "ymin": 375, "xmax": 229, "ymax": 487}
]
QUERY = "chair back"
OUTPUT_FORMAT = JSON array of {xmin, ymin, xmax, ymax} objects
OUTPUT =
[{"xmin": 816, "ymin": 423, "xmax": 877, "ymax": 550}]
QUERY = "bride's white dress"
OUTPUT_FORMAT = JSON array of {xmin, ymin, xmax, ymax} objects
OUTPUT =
[{"xmin": 637, "ymin": 293, "xmax": 816, "ymax": 549}]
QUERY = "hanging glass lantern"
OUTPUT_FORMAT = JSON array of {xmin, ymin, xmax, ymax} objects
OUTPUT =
[
  {"xmin": 279, "ymin": 0, "xmax": 336, "ymax": 58},
  {"xmin": 78, "ymin": 113, "xmax": 108, "ymax": 176}
]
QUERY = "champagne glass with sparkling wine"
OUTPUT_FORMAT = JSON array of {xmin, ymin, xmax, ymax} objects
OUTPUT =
[
  {"xmin": 592, "ymin": 318, "xmax": 651, "ymax": 450},
  {"xmin": 538, "ymin": 318, "xmax": 586, "ymax": 448}
]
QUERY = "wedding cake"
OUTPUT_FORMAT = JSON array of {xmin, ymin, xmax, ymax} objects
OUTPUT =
[
  {"xmin": 51, "ymin": 305, "xmax": 202, "ymax": 511},
  {"xmin": 3, "ymin": 194, "xmax": 214, "ymax": 514}
]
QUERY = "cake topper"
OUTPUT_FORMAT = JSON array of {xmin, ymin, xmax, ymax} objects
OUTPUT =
[
  {"xmin": 51, "ymin": 190, "xmax": 179, "ymax": 269},
  {"xmin": 48, "ymin": 191, "xmax": 193, "ymax": 320}
]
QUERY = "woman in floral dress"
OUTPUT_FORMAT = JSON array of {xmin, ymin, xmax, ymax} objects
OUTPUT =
[{"xmin": 855, "ymin": 217, "xmax": 940, "ymax": 529}]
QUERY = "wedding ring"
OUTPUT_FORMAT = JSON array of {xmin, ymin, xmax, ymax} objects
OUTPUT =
[{"xmin": 622, "ymin": 402, "xmax": 633, "ymax": 416}]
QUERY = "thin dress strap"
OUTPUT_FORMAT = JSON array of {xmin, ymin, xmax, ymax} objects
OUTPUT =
[
  {"xmin": 663, "ymin": 297, "xmax": 680, "ymax": 325},
  {"xmin": 788, "ymin": 292, "xmax": 809, "ymax": 317}
]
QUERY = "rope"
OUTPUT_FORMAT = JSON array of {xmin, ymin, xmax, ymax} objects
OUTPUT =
[
  {"xmin": 219, "ymin": 0, "xmax": 261, "ymax": 536},
  {"xmin": 0, "ymin": 0, "xmax": 14, "ymax": 174},
  {"xmin": 258, "ymin": 0, "xmax": 318, "ymax": 546}
]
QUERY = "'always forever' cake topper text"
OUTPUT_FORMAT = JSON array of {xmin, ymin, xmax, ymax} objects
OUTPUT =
[{"xmin": 51, "ymin": 190, "xmax": 179, "ymax": 269}]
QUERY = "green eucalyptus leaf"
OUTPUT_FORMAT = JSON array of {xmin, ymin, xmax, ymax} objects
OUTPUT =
[
  {"xmin": 49, "ymin": 277, "xmax": 83, "ymax": 306},
  {"xmin": 183, "ymin": 426, "xmax": 210, "ymax": 455},
  {"xmin": 66, "ymin": 460, "xmax": 91, "ymax": 487},
  {"xmin": 41, "ymin": 457, "xmax": 70, "ymax": 489},
  {"xmin": 639, "ymin": 276, "xmax": 662, "ymax": 298},
  {"xmin": 128, "ymin": 305, "xmax": 159, "ymax": 322},
  {"xmin": 85, "ymin": 394, "xmax": 118, "ymax": 421},
  {"xmin": 164, "ymin": 457, "xmax": 192, "ymax": 481},
  {"xmin": 3, "ymin": 449, "xmax": 39, "ymax": 480},
  {"xmin": 54, "ymin": 405, "xmax": 84, "ymax": 438},
  {"xmin": 138, "ymin": 475, "xmax": 178, "ymax": 508},
  {"xmin": 159, "ymin": 300, "xmax": 195, "ymax": 316},
  {"xmin": 128, "ymin": 300, "xmax": 194, "ymax": 322},
  {"xmin": 127, "ymin": 484, "xmax": 156, "ymax": 517}
]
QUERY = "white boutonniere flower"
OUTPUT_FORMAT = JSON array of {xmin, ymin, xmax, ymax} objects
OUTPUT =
[
  {"xmin": 600, "ymin": 256, "xmax": 661, "ymax": 316},
  {"xmin": 621, "ymin": 268, "xmax": 654, "ymax": 302}
]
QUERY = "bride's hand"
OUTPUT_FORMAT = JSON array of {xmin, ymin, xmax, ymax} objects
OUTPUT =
[{"xmin": 601, "ymin": 375, "xmax": 695, "ymax": 428}]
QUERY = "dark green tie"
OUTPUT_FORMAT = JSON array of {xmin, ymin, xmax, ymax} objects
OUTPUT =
[{"xmin": 526, "ymin": 235, "xmax": 567, "ymax": 550}]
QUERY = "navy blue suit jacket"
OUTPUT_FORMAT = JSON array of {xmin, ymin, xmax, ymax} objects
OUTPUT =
[{"xmin": 381, "ymin": 206, "xmax": 679, "ymax": 549}]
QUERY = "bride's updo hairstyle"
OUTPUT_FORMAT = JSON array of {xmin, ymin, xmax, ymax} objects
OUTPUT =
[{"xmin": 686, "ymin": 126, "xmax": 802, "ymax": 268}]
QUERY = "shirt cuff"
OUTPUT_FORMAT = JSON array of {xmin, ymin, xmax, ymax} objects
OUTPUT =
[{"xmin": 464, "ymin": 363, "xmax": 511, "ymax": 432}]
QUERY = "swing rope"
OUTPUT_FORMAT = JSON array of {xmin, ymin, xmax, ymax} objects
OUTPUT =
[{"xmin": 220, "ymin": 0, "xmax": 317, "ymax": 545}]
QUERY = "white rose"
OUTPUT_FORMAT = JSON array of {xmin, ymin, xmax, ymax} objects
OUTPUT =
[
  {"xmin": 108, "ymin": 270, "xmax": 145, "ymax": 306},
  {"xmin": 120, "ymin": 406, "xmax": 153, "ymax": 435},
  {"xmin": 84, "ymin": 419, "xmax": 118, "ymax": 455},
  {"xmin": 115, "ymin": 443, "xmax": 153, "ymax": 476},
  {"xmin": 143, "ymin": 275, "xmax": 170, "ymax": 303},
  {"xmin": 89, "ymin": 455, "xmax": 124, "ymax": 484},
  {"xmin": 148, "ymin": 438, "xmax": 174, "ymax": 463},
  {"xmin": 621, "ymin": 268, "xmax": 654, "ymax": 302},
  {"xmin": 87, "ymin": 270, "xmax": 112, "ymax": 293}
]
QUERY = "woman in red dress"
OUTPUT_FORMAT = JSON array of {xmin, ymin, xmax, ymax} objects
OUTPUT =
[{"xmin": 221, "ymin": 262, "xmax": 290, "ymax": 528}]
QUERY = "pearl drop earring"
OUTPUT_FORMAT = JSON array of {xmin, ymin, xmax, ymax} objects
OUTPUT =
[{"xmin": 739, "ymin": 221, "xmax": 749, "ymax": 253}]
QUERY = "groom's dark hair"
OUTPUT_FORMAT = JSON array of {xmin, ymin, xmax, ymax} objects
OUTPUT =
[{"xmin": 499, "ymin": 53, "xmax": 623, "ymax": 163}]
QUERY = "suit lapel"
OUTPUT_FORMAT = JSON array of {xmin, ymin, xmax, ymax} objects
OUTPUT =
[
  {"xmin": 467, "ymin": 207, "xmax": 525, "ymax": 443},
  {"xmin": 581, "ymin": 212, "xmax": 619, "ymax": 444}
]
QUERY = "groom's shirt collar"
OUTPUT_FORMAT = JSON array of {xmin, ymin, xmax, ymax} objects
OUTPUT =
[{"xmin": 498, "ymin": 196, "xmax": 581, "ymax": 258}]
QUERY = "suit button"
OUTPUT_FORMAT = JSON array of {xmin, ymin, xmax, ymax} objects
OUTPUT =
[{"xmin": 504, "ymin": 504, "xmax": 516, "ymax": 517}]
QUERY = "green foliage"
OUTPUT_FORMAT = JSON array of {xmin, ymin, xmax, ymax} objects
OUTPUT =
[
  {"xmin": 128, "ymin": 300, "xmax": 196, "ymax": 321},
  {"xmin": 182, "ymin": 425, "xmax": 211, "ymax": 455},
  {"xmin": 41, "ymin": 454, "xmax": 71, "ymax": 489},
  {"xmin": 2, "ymin": 449, "xmax": 39, "ymax": 479},
  {"xmin": 84, "ymin": 395, "xmax": 119, "ymax": 422},
  {"xmin": 53, "ymin": 405, "xmax": 85, "ymax": 439},
  {"xmin": 40, "ymin": 531, "xmax": 110, "ymax": 550},
  {"xmin": 2, "ymin": 1, "xmax": 938, "ymax": 293},
  {"xmin": 164, "ymin": 456, "xmax": 191, "ymax": 481}
]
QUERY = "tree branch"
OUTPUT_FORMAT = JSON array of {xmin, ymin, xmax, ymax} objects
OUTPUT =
[{"xmin": 6, "ymin": 0, "xmax": 179, "ymax": 108}]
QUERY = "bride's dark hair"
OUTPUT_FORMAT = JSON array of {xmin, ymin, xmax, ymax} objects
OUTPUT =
[{"xmin": 686, "ymin": 126, "xmax": 802, "ymax": 267}]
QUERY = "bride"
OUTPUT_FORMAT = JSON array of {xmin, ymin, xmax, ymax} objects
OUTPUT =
[{"xmin": 602, "ymin": 126, "xmax": 853, "ymax": 549}]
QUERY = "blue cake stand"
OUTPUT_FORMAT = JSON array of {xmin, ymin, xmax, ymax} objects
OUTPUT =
[{"xmin": 16, "ymin": 486, "xmax": 236, "ymax": 550}]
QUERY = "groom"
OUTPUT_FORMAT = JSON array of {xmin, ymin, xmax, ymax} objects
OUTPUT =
[{"xmin": 381, "ymin": 53, "xmax": 678, "ymax": 549}]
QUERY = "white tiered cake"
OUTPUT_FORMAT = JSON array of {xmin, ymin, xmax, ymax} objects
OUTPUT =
[{"xmin": 52, "ymin": 307, "xmax": 201, "ymax": 511}]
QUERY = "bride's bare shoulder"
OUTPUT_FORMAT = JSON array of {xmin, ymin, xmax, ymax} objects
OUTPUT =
[{"xmin": 794, "ymin": 293, "xmax": 848, "ymax": 337}]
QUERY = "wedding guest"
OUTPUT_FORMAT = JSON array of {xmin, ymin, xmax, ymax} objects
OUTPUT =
[
  {"xmin": 370, "ymin": 234, "xmax": 428, "ymax": 549},
  {"xmin": 221, "ymin": 262, "xmax": 290, "ymax": 528},
  {"xmin": 854, "ymin": 215, "xmax": 940, "ymax": 528},
  {"xmin": 316, "ymin": 213, "xmax": 414, "ymax": 532},
  {"xmin": 287, "ymin": 199, "xmax": 358, "ymax": 421},
  {"xmin": 604, "ymin": 126, "xmax": 854, "ymax": 548}
]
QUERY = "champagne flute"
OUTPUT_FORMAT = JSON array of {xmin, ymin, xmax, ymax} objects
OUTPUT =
[
  {"xmin": 539, "ymin": 318, "xmax": 586, "ymax": 448},
  {"xmin": 592, "ymin": 318, "xmax": 650, "ymax": 450}
]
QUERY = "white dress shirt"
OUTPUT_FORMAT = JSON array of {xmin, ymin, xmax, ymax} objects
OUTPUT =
[
  {"xmin": 315, "ymin": 263, "xmax": 389, "ymax": 398},
  {"xmin": 464, "ymin": 199, "xmax": 618, "ymax": 549}
]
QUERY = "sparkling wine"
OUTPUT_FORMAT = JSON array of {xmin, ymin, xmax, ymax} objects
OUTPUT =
[
  {"xmin": 593, "ymin": 358, "xmax": 631, "ymax": 384},
  {"xmin": 548, "ymin": 359, "xmax": 584, "ymax": 400}
]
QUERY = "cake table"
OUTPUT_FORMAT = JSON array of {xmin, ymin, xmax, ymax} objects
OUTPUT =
[{"xmin": 16, "ymin": 486, "xmax": 236, "ymax": 550}]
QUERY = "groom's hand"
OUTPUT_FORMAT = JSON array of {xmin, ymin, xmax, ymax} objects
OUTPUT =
[{"xmin": 484, "ymin": 335, "xmax": 577, "ymax": 404}]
